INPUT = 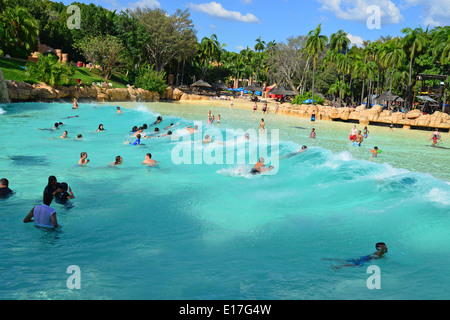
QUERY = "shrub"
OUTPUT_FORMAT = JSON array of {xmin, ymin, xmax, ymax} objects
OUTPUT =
[
  {"xmin": 133, "ymin": 64, "xmax": 167, "ymax": 95},
  {"xmin": 25, "ymin": 54, "xmax": 74, "ymax": 86},
  {"xmin": 292, "ymin": 92, "xmax": 325, "ymax": 105}
]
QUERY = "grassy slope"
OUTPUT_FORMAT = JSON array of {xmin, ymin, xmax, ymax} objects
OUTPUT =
[{"xmin": 0, "ymin": 57, "xmax": 129, "ymax": 88}]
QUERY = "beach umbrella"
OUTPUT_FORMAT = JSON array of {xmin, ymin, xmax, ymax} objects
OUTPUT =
[
  {"xmin": 212, "ymin": 80, "xmax": 228, "ymax": 91},
  {"xmin": 269, "ymin": 85, "xmax": 296, "ymax": 96},
  {"xmin": 191, "ymin": 79, "xmax": 212, "ymax": 88},
  {"xmin": 244, "ymin": 84, "xmax": 263, "ymax": 92}
]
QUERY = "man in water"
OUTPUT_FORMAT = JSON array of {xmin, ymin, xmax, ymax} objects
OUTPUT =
[
  {"xmin": 0, "ymin": 178, "xmax": 13, "ymax": 198},
  {"xmin": 142, "ymin": 153, "xmax": 157, "ymax": 166},
  {"xmin": 325, "ymin": 243, "xmax": 388, "ymax": 270},
  {"xmin": 73, "ymin": 98, "xmax": 78, "ymax": 109},
  {"xmin": 117, "ymin": 106, "xmax": 122, "ymax": 114},
  {"xmin": 60, "ymin": 131, "xmax": 68, "ymax": 139},
  {"xmin": 354, "ymin": 130, "xmax": 364, "ymax": 146},
  {"xmin": 186, "ymin": 125, "xmax": 198, "ymax": 134},
  {"xmin": 250, "ymin": 157, "xmax": 274, "ymax": 175},
  {"xmin": 55, "ymin": 182, "xmax": 75, "ymax": 205},
  {"xmin": 23, "ymin": 192, "xmax": 59, "ymax": 228},
  {"xmin": 44, "ymin": 176, "xmax": 62, "ymax": 198}
]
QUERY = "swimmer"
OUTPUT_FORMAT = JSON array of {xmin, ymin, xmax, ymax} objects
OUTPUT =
[
  {"xmin": 133, "ymin": 127, "xmax": 144, "ymax": 137},
  {"xmin": 370, "ymin": 146, "xmax": 381, "ymax": 158},
  {"xmin": 116, "ymin": 106, "xmax": 122, "ymax": 114},
  {"xmin": 126, "ymin": 134, "xmax": 141, "ymax": 145},
  {"xmin": 259, "ymin": 118, "xmax": 265, "ymax": 134},
  {"xmin": 363, "ymin": 126, "xmax": 369, "ymax": 138},
  {"xmin": 131, "ymin": 126, "xmax": 138, "ymax": 133},
  {"xmin": 151, "ymin": 116, "xmax": 162, "ymax": 126},
  {"xmin": 250, "ymin": 157, "xmax": 275, "ymax": 175},
  {"xmin": 429, "ymin": 129, "xmax": 442, "ymax": 146},
  {"xmin": 79, "ymin": 152, "xmax": 90, "ymax": 165},
  {"xmin": 60, "ymin": 131, "xmax": 68, "ymax": 139},
  {"xmin": 311, "ymin": 110, "xmax": 316, "ymax": 123},
  {"xmin": 349, "ymin": 125, "xmax": 357, "ymax": 141},
  {"xmin": 142, "ymin": 153, "xmax": 157, "ymax": 166},
  {"xmin": 97, "ymin": 124, "xmax": 105, "ymax": 132},
  {"xmin": 43, "ymin": 176, "xmax": 62, "ymax": 198},
  {"xmin": 324, "ymin": 243, "xmax": 388, "ymax": 270},
  {"xmin": 203, "ymin": 135, "xmax": 213, "ymax": 144},
  {"xmin": 186, "ymin": 125, "xmax": 198, "ymax": 134},
  {"xmin": 77, "ymin": 134, "xmax": 83, "ymax": 140},
  {"xmin": 55, "ymin": 182, "xmax": 75, "ymax": 204},
  {"xmin": 112, "ymin": 156, "xmax": 123, "ymax": 166},
  {"xmin": 23, "ymin": 192, "xmax": 59, "ymax": 228},
  {"xmin": 354, "ymin": 130, "xmax": 364, "ymax": 146},
  {"xmin": 164, "ymin": 123, "xmax": 175, "ymax": 130},
  {"xmin": 39, "ymin": 122, "xmax": 60, "ymax": 131},
  {"xmin": 217, "ymin": 115, "xmax": 221, "ymax": 124},
  {"xmin": 299, "ymin": 145, "xmax": 308, "ymax": 152},
  {"xmin": 0, "ymin": 178, "xmax": 13, "ymax": 198},
  {"xmin": 310, "ymin": 128, "xmax": 316, "ymax": 139},
  {"xmin": 73, "ymin": 98, "xmax": 78, "ymax": 109}
]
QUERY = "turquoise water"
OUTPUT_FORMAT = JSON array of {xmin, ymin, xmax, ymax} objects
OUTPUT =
[{"xmin": 0, "ymin": 102, "xmax": 449, "ymax": 300}]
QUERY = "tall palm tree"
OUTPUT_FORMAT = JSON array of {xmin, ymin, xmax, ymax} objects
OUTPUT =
[
  {"xmin": 401, "ymin": 26, "xmax": 429, "ymax": 107},
  {"xmin": 380, "ymin": 38, "xmax": 406, "ymax": 107},
  {"xmin": 431, "ymin": 26, "xmax": 450, "ymax": 65},
  {"xmin": 254, "ymin": 36, "xmax": 266, "ymax": 83},
  {"xmin": 330, "ymin": 29, "xmax": 351, "ymax": 54},
  {"xmin": 198, "ymin": 34, "xmax": 224, "ymax": 79},
  {"xmin": 305, "ymin": 23, "xmax": 328, "ymax": 106}
]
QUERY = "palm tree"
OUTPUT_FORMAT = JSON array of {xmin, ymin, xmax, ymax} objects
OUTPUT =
[
  {"xmin": 380, "ymin": 38, "xmax": 406, "ymax": 107},
  {"xmin": 337, "ymin": 53, "xmax": 353, "ymax": 105},
  {"xmin": 330, "ymin": 29, "xmax": 351, "ymax": 54},
  {"xmin": 305, "ymin": 23, "xmax": 328, "ymax": 106},
  {"xmin": 198, "ymin": 34, "xmax": 224, "ymax": 79},
  {"xmin": 2, "ymin": 5, "xmax": 39, "ymax": 54},
  {"xmin": 432, "ymin": 26, "xmax": 450, "ymax": 65},
  {"xmin": 401, "ymin": 26, "xmax": 429, "ymax": 107},
  {"xmin": 254, "ymin": 36, "xmax": 266, "ymax": 83}
]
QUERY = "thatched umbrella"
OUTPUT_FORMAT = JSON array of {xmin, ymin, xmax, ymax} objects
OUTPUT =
[
  {"xmin": 212, "ymin": 80, "xmax": 228, "ymax": 91},
  {"xmin": 191, "ymin": 79, "xmax": 212, "ymax": 88},
  {"xmin": 244, "ymin": 84, "xmax": 263, "ymax": 92},
  {"xmin": 269, "ymin": 85, "xmax": 296, "ymax": 96}
]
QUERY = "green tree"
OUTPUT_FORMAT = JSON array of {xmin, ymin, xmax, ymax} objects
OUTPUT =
[
  {"xmin": 74, "ymin": 35, "xmax": 125, "ymax": 80},
  {"xmin": 134, "ymin": 63, "xmax": 167, "ymax": 95},
  {"xmin": 305, "ymin": 23, "xmax": 328, "ymax": 106},
  {"xmin": 0, "ymin": 5, "xmax": 39, "ymax": 57}
]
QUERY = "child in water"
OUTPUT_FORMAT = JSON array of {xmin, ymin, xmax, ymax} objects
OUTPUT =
[{"xmin": 324, "ymin": 242, "xmax": 388, "ymax": 270}]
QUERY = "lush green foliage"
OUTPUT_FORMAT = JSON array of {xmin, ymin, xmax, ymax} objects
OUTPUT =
[
  {"xmin": 25, "ymin": 54, "xmax": 74, "ymax": 86},
  {"xmin": 133, "ymin": 64, "xmax": 167, "ymax": 95},
  {"xmin": 292, "ymin": 92, "xmax": 325, "ymax": 105}
]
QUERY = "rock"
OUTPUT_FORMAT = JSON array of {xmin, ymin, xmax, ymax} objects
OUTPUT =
[
  {"xmin": 406, "ymin": 109, "xmax": 421, "ymax": 119},
  {"xmin": 172, "ymin": 88, "xmax": 183, "ymax": 100}
]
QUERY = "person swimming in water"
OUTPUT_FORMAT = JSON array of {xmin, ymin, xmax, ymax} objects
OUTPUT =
[
  {"xmin": 354, "ymin": 130, "xmax": 364, "ymax": 146},
  {"xmin": 203, "ymin": 135, "xmax": 213, "ymax": 144},
  {"xmin": 310, "ymin": 128, "xmax": 316, "ymax": 139},
  {"xmin": 117, "ymin": 106, "xmax": 122, "ymax": 114},
  {"xmin": 250, "ymin": 157, "xmax": 275, "ymax": 175},
  {"xmin": 97, "ymin": 124, "xmax": 105, "ymax": 132},
  {"xmin": 73, "ymin": 98, "xmax": 78, "ymax": 109},
  {"xmin": 151, "ymin": 116, "xmax": 162, "ymax": 126},
  {"xmin": 186, "ymin": 125, "xmax": 198, "ymax": 134},
  {"xmin": 0, "ymin": 178, "xmax": 13, "ymax": 198},
  {"xmin": 60, "ymin": 131, "xmax": 68, "ymax": 139},
  {"xmin": 142, "ymin": 153, "xmax": 157, "ymax": 167},
  {"xmin": 127, "ymin": 134, "xmax": 141, "ymax": 145},
  {"xmin": 79, "ymin": 152, "xmax": 90, "ymax": 165},
  {"xmin": 429, "ymin": 129, "xmax": 442, "ymax": 146},
  {"xmin": 23, "ymin": 192, "xmax": 59, "ymax": 228},
  {"xmin": 112, "ymin": 156, "xmax": 123, "ymax": 166},
  {"xmin": 324, "ymin": 243, "xmax": 388, "ymax": 270},
  {"xmin": 55, "ymin": 182, "xmax": 75, "ymax": 205},
  {"xmin": 370, "ymin": 146, "xmax": 381, "ymax": 158},
  {"xmin": 363, "ymin": 126, "xmax": 369, "ymax": 138}
]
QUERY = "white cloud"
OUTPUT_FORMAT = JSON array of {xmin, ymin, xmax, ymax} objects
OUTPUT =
[
  {"xmin": 188, "ymin": 2, "xmax": 261, "ymax": 23},
  {"xmin": 317, "ymin": 0, "xmax": 403, "ymax": 25},
  {"xmin": 236, "ymin": 45, "xmax": 246, "ymax": 51},
  {"xmin": 347, "ymin": 33, "xmax": 364, "ymax": 47},
  {"xmin": 402, "ymin": 0, "xmax": 450, "ymax": 27}
]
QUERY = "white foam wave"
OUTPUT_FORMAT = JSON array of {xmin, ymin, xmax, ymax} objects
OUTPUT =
[
  {"xmin": 0, "ymin": 107, "xmax": 5, "ymax": 115},
  {"xmin": 426, "ymin": 187, "xmax": 450, "ymax": 206},
  {"xmin": 217, "ymin": 165, "xmax": 254, "ymax": 178}
]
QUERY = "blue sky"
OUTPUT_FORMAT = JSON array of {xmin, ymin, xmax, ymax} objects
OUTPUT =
[{"xmin": 62, "ymin": 0, "xmax": 450, "ymax": 52}]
